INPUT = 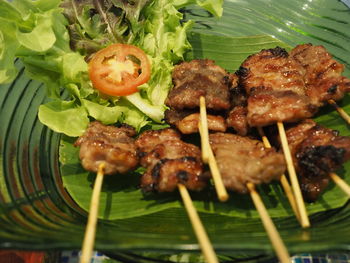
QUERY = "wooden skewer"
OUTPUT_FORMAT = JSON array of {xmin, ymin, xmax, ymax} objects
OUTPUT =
[
  {"xmin": 247, "ymin": 183, "xmax": 290, "ymax": 263},
  {"xmin": 320, "ymin": 100, "xmax": 350, "ymax": 198},
  {"xmin": 199, "ymin": 96, "xmax": 229, "ymax": 202},
  {"xmin": 257, "ymin": 127, "xmax": 301, "ymax": 223},
  {"xmin": 328, "ymin": 99, "xmax": 350, "ymax": 125},
  {"xmin": 200, "ymin": 96, "xmax": 210, "ymax": 163},
  {"xmin": 277, "ymin": 122, "xmax": 310, "ymax": 228},
  {"xmin": 320, "ymin": 100, "xmax": 350, "ymax": 195},
  {"xmin": 178, "ymin": 184, "xmax": 219, "ymax": 263},
  {"xmin": 207, "ymin": 150, "xmax": 229, "ymax": 202},
  {"xmin": 80, "ymin": 163, "xmax": 105, "ymax": 263},
  {"xmin": 329, "ymin": 173, "xmax": 350, "ymax": 198}
]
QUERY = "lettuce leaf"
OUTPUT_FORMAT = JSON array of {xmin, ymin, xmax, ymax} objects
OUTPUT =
[
  {"xmin": 0, "ymin": 20, "xmax": 20, "ymax": 83},
  {"xmin": 174, "ymin": 0, "xmax": 224, "ymax": 17},
  {"xmin": 38, "ymin": 100, "xmax": 89, "ymax": 137}
]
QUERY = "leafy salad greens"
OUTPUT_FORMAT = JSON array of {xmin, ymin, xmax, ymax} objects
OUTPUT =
[{"xmin": 0, "ymin": 0, "xmax": 223, "ymax": 136}]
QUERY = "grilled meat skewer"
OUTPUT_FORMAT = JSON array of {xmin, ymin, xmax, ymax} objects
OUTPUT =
[
  {"xmin": 165, "ymin": 59, "xmax": 234, "ymax": 134},
  {"xmin": 237, "ymin": 47, "xmax": 317, "ymax": 127},
  {"xmin": 135, "ymin": 128, "xmax": 209, "ymax": 192},
  {"xmin": 209, "ymin": 133, "xmax": 286, "ymax": 193},
  {"xmin": 232, "ymin": 44, "xmax": 350, "ymax": 131},
  {"xmin": 290, "ymin": 44, "xmax": 350, "ymax": 107},
  {"xmin": 285, "ymin": 119, "xmax": 350, "ymax": 201},
  {"xmin": 74, "ymin": 121, "xmax": 139, "ymax": 175},
  {"xmin": 166, "ymin": 59, "xmax": 232, "ymax": 111}
]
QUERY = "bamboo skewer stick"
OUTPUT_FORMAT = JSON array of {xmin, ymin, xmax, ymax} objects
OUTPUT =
[
  {"xmin": 327, "ymin": 100, "xmax": 350, "ymax": 196},
  {"xmin": 257, "ymin": 127, "xmax": 301, "ymax": 223},
  {"xmin": 80, "ymin": 163, "xmax": 105, "ymax": 263},
  {"xmin": 329, "ymin": 173, "xmax": 350, "ymax": 198},
  {"xmin": 199, "ymin": 96, "xmax": 229, "ymax": 202},
  {"xmin": 315, "ymin": 100, "xmax": 350, "ymax": 197},
  {"xmin": 178, "ymin": 184, "xmax": 219, "ymax": 263},
  {"xmin": 322, "ymin": 100, "xmax": 350, "ymax": 198},
  {"xmin": 175, "ymin": 121, "xmax": 219, "ymax": 262},
  {"xmin": 200, "ymin": 96, "xmax": 210, "ymax": 163},
  {"xmin": 328, "ymin": 99, "xmax": 350, "ymax": 125},
  {"xmin": 277, "ymin": 122, "xmax": 310, "ymax": 228},
  {"xmin": 207, "ymin": 149, "xmax": 229, "ymax": 202},
  {"xmin": 247, "ymin": 183, "xmax": 291, "ymax": 263}
]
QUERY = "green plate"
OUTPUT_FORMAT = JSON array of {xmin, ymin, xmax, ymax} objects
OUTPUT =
[{"xmin": 1, "ymin": 0, "xmax": 350, "ymax": 260}]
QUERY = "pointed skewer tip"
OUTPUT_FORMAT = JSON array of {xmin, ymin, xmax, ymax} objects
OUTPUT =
[{"xmin": 178, "ymin": 184, "xmax": 219, "ymax": 263}]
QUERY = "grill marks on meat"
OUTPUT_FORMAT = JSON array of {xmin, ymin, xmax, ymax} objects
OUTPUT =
[
  {"xmin": 230, "ymin": 73, "xmax": 246, "ymax": 107},
  {"xmin": 135, "ymin": 128, "xmax": 207, "ymax": 192},
  {"xmin": 236, "ymin": 44, "xmax": 349, "ymax": 128},
  {"xmin": 238, "ymin": 47, "xmax": 317, "ymax": 127},
  {"xmin": 286, "ymin": 120, "xmax": 350, "ymax": 177},
  {"xmin": 291, "ymin": 44, "xmax": 350, "ymax": 107},
  {"xmin": 74, "ymin": 121, "xmax": 139, "ymax": 175},
  {"xmin": 166, "ymin": 59, "xmax": 232, "ymax": 111},
  {"xmin": 209, "ymin": 133, "xmax": 286, "ymax": 193},
  {"xmin": 248, "ymin": 89, "xmax": 317, "ymax": 127},
  {"xmin": 165, "ymin": 109, "xmax": 226, "ymax": 134},
  {"xmin": 285, "ymin": 119, "xmax": 350, "ymax": 201}
]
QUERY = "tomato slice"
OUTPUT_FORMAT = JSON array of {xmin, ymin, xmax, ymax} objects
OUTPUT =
[{"xmin": 88, "ymin": 43, "xmax": 151, "ymax": 96}]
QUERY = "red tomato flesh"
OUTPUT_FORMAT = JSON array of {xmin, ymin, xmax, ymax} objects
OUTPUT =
[{"xmin": 88, "ymin": 44, "xmax": 151, "ymax": 96}]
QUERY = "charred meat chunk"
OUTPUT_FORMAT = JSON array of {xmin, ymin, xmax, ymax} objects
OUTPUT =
[
  {"xmin": 299, "ymin": 176, "xmax": 331, "ymax": 203},
  {"xmin": 135, "ymin": 128, "xmax": 207, "ymax": 192},
  {"xmin": 226, "ymin": 73, "xmax": 250, "ymax": 136},
  {"xmin": 165, "ymin": 109, "xmax": 226, "ymax": 134},
  {"xmin": 238, "ymin": 47, "xmax": 317, "ymax": 127},
  {"xmin": 290, "ymin": 44, "xmax": 350, "ymax": 106},
  {"xmin": 209, "ymin": 133, "xmax": 286, "ymax": 193},
  {"xmin": 165, "ymin": 59, "xmax": 232, "ymax": 111},
  {"xmin": 230, "ymin": 73, "xmax": 246, "ymax": 107},
  {"xmin": 74, "ymin": 121, "xmax": 139, "ymax": 175},
  {"xmin": 285, "ymin": 119, "xmax": 350, "ymax": 201},
  {"xmin": 143, "ymin": 158, "xmax": 204, "ymax": 192}
]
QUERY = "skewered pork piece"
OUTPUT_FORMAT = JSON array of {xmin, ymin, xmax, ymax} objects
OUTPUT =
[
  {"xmin": 75, "ymin": 121, "xmax": 140, "ymax": 263},
  {"xmin": 165, "ymin": 59, "xmax": 233, "ymax": 134},
  {"xmin": 233, "ymin": 44, "xmax": 350, "ymax": 129},
  {"xmin": 166, "ymin": 59, "xmax": 232, "ymax": 110},
  {"xmin": 290, "ymin": 44, "xmax": 350, "ymax": 107},
  {"xmin": 285, "ymin": 119, "xmax": 350, "ymax": 201},
  {"xmin": 209, "ymin": 133, "xmax": 286, "ymax": 194},
  {"xmin": 74, "ymin": 121, "xmax": 139, "ymax": 175},
  {"xmin": 135, "ymin": 128, "xmax": 208, "ymax": 192},
  {"xmin": 165, "ymin": 109, "xmax": 226, "ymax": 134},
  {"xmin": 237, "ymin": 47, "xmax": 318, "ymax": 127}
]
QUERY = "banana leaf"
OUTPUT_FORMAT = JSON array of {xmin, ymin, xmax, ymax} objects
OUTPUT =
[{"xmin": 1, "ymin": 0, "xmax": 350, "ymax": 257}]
